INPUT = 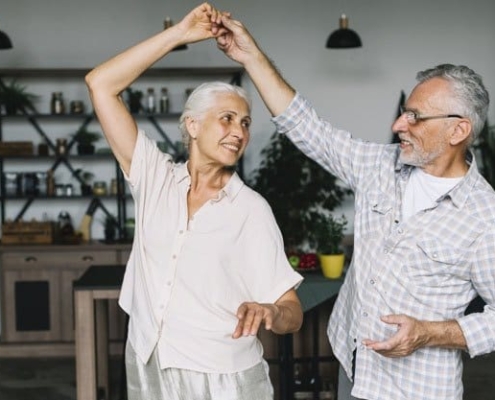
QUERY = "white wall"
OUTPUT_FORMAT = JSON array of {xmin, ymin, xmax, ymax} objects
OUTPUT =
[{"xmin": 1, "ymin": 0, "xmax": 495, "ymax": 233}]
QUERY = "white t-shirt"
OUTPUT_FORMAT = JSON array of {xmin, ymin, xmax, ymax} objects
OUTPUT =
[
  {"xmin": 119, "ymin": 130, "xmax": 303, "ymax": 373},
  {"xmin": 402, "ymin": 167, "xmax": 462, "ymax": 219}
]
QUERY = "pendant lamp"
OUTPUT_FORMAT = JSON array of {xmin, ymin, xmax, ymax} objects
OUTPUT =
[
  {"xmin": 164, "ymin": 18, "xmax": 187, "ymax": 51},
  {"xmin": 326, "ymin": 14, "xmax": 362, "ymax": 49},
  {"xmin": 0, "ymin": 26, "xmax": 13, "ymax": 49}
]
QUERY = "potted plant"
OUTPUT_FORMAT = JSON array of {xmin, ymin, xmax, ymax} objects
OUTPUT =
[
  {"xmin": 125, "ymin": 87, "xmax": 143, "ymax": 113},
  {"xmin": 474, "ymin": 122, "xmax": 495, "ymax": 189},
  {"xmin": 308, "ymin": 212, "xmax": 348, "ymax": 255},
  {"xmin": 71, "ymin": 128, "xmax": 101, "ymax": 155},
  {"xmin": 249, "ymin": 132, "xmax": 351, "ymax": 256},
  {"xmin": 74, "ymin": 169, "xmax": 94, "ymax": 195},
  {"xmin": 0, "ymin": 79, "xmax": 39, "ymax": 115},
  {"xmin": 307, "ymin": 212, "xmax": 347, "ymax": 279}
]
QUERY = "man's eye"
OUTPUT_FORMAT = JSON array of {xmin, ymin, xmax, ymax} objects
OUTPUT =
[
  {"xmin": 406, "ymin": 112, "xmax": 417, "ymax": 121},
  {"xmin": 242, "ymin": 120, "xmax": 251, "ymax": 128}
]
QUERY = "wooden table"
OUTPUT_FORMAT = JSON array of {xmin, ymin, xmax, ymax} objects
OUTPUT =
[{"xmin": 74, "ymin": 264, "xmax": 125, "ymax": 400}]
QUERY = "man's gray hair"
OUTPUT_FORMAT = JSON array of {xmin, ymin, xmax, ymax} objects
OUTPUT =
[
  {"xmin": 416, "ymin": 64, "xmax": 489, "ymax": 144},
  {"xmin": 179, "ymin": 81, "xmax": 251, "ymax": 147}
]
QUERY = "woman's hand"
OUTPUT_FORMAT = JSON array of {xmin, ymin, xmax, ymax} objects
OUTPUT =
[
  {"xmin": 232, "ymin": 302, "xmax": 280, "ymax": 338},
  {"xmin": 174, "ymin": 2, "xmax": 224, "ymax": 45},
  {"xmin": 232, "ymin": 289, "xmax": 303, "ymax": 338}
]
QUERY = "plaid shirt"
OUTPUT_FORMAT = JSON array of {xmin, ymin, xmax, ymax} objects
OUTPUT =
[{"xmin": 272, "ymin": 93, "xmax": 495, "ymax": 400}]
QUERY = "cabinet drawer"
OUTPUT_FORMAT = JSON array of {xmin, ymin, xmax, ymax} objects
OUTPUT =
[{"xmin": 1, "ymin": 250, "xmax": 118, "ymax": 270}]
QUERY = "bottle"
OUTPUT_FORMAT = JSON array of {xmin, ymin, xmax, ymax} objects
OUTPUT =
[
  {"xmin": 46, "ymin": 169, "xmax": 55, "ymax": 196},
  {"xmin": 51, "ymin": 92, "xmax": 65, "ymax": 114},
  {"xmin": 55, "ymin": 138, "xmax": 68, "ymax": 156},
  {"xmin": 145, "ymin": 87, "xmax": 156, "ymax": 114},
  {"xmin": 159, "ymin": 87, "xmax": 169, "ymax": 114}
]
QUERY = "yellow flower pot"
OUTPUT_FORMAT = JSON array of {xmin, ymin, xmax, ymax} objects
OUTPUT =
[{"xmin": 319, "ymin": 253, "xmax": 345, "ymax": 279}]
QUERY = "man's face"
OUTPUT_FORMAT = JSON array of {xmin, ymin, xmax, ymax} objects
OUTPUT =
[{"xmin": 392, "ymin": 78, "xmax": 462, "ymax": 175}]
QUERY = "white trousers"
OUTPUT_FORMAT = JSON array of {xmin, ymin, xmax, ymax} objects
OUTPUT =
[{"xmin": 125, "ymin": 340, "xmax": 274, "ymax": 400}]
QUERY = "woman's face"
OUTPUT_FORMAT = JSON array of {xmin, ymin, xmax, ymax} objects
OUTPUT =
[{"xmin": 189, "ymin": 92, "xmax": 251, "ymax": 167}]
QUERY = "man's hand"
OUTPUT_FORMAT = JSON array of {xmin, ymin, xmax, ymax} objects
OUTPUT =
[
  {"xmin": 211, "ymin": 14, "xmax": 263, "ymax": 67},
  {"xmin": 232, "ymin": 302, "xmax": 280, "ymax": 339},
  {"xmin": 362, "ymin": 314, "xmax": 429, "ymax": 357},
  {"xmin": 362, "ymin": 314, "xmax": 467, "ymax": 357}
]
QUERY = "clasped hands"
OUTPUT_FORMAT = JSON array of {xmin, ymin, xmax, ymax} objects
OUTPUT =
[{"xmin": 178, "ymin": 2, "xmax": 254, "ymax": 61}]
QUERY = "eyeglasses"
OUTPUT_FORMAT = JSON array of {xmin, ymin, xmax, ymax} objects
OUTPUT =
[{"xmin": 399, "ymin": 106, "xmax": 464, "ymax": 125}]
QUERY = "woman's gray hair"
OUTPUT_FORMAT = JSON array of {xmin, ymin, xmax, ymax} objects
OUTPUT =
[
  {"xmin": 416, "ymin": 64, "xmax": 489, "ymax": 144},
  {"xmin": 179, "ymin": 81, "xmax": 251, "ymax": 148}
]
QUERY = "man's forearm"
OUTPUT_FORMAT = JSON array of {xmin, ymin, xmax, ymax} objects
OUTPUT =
[
  {"xmin": 424, "ymin": 319, "xmax": 467, "ymax": 350},
  {"xmin": 243, "ymin": 49, "xmax": 296, "ymax": 117}
]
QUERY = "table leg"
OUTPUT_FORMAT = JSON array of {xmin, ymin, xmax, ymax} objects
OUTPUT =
[
  {"xmin": 278, "ymin": 333, "xmax": 294, "ymax": 400},
  {"xmin": 75, "ymin": 290, "xmax": 97, "ymax": 400},
  {"xmin": 95, "ymin": 299, "xmax": 110, "ymax": 400}
]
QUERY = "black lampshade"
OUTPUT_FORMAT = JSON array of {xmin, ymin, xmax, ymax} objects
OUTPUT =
[
  {"xmin": 164, "ymin": 18, "xmax": 188, "ymax": 52},
  {"xmin": 0, "ymin": 29, "xmax": 13, "ymax": 49},
  {"xmin": 326, "ymin": 14, "xmax": 362, "ymax": 49}
]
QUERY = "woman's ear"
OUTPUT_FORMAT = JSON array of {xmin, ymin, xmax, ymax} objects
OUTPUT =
[
  {"xmin": 450, "ymin": 119, "xmax": 471, "ymax": 146},
  {"xmin": 185, "ymin": 116, "xmax": 198, "ymax": 140}
]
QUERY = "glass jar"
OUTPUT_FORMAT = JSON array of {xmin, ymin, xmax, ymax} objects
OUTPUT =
[
  {"xmin": 38, "ymin": 141, "xmax": 49, "ymax": 156},
  {"xmin": 70, "ymin": 100, "xmax": 85, "ymax": 114},
  {"xmin": 93, "ymin": 181, "xmax": 107, "ymax": 196}
]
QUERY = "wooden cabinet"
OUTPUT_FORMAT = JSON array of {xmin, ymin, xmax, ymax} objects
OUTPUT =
[
  {"xmin": 0, "ymin": 243, "xmax": 131, "ymax": 356},
  {"xmin": 2, "ymin": 267, "xmax": 61, "ymax": 342}
]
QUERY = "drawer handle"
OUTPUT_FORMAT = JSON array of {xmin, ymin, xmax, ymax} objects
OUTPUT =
[
  {"xmin": 25, "ymin": 256, "xmax": 38, "ymax": 263},
  {"xmin": 82, "ymin": 255, "xmax": 94, "ymax": 262}
]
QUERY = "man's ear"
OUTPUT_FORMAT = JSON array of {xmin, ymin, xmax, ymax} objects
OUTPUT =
[{"xmin": 450, "ymin": 119, "xmax": 471, "ymax": 146}]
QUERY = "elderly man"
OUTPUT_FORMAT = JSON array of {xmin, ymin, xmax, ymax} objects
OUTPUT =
[{"xmin": 212, "ymin": 11, "xmax": 495, "ymax": 400}]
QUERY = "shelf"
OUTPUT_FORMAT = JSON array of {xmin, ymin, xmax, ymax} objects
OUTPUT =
[
  {"xmin": 0, "ymin": 113, "xmax": 95, "ymax": 120},
  {"xmin": 0, "ymin": 154, "xmax": 115, "ymax": 160},
  {"xmin": 0, "ymin": 66, "xmax": 244, "ymax": 236},
  {"xmin": 0, "ymin": 195, "xmax": 117, "ymax": 201},
  {"xmin": 0, "ymin": 112, "xmax": 183, "ymax": 119},
  {"xmin": 0, "ymin": 67, "xmax": 244, "ymax": 80}
]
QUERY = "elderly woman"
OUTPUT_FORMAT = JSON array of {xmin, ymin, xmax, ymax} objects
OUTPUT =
[{"xmin": 85, "ymin": 3, "xmax": 303, "ymax": 400}]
